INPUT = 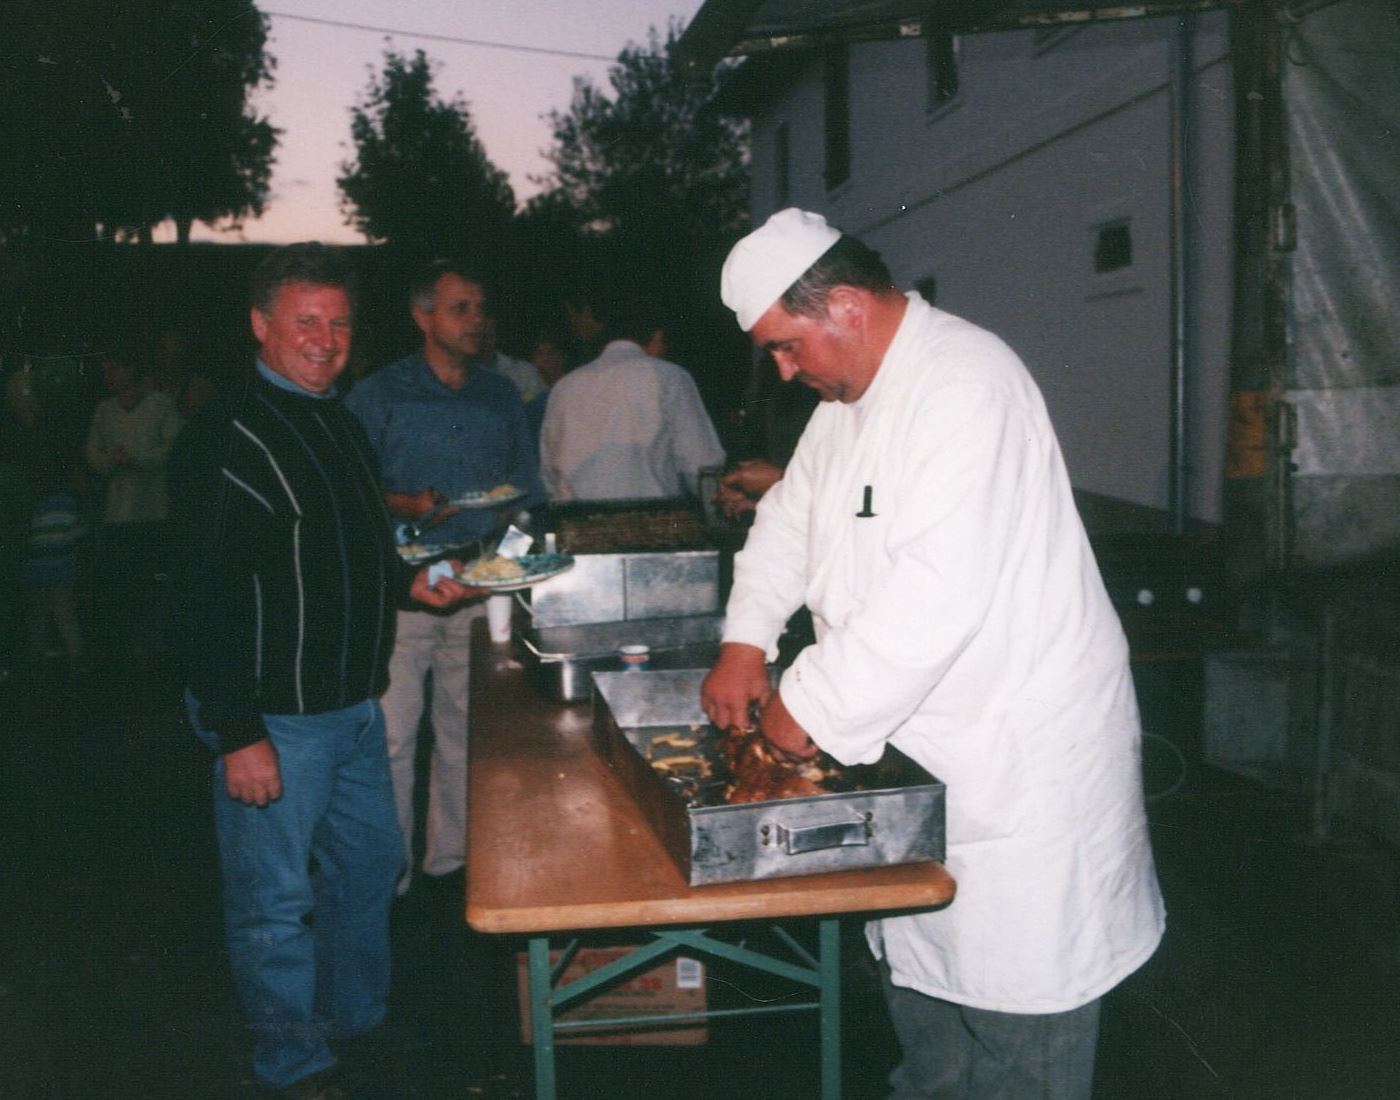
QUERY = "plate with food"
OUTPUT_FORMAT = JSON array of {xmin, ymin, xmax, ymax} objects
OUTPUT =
[
  {"xmin": 455, "ymin": 552, "xmax": 574, "ymax": 591},
  {"xmin": 452, "ymin": 483, "xmax": 525, "ymax": 509},
  {"xmin": 397, "ymin": 542, "xmax": 461, "ymax": 565}
]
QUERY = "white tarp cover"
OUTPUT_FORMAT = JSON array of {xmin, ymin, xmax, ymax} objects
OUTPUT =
[{"xmin": 1285, "ymin": 0, "xmax": 1400, "ymax": 567}]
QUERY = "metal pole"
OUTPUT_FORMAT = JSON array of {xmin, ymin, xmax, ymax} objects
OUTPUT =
[
  {"xmin": 1167, "ymin": 14, "xmax": 1194, "ymax": 537},
  {"xmin": 819, "ymin": 918, "xmax": 843, "ymax": 1099},
  {"xmin": 528, "ymin": 936, "xmax": 557, "ymax": 1100}
]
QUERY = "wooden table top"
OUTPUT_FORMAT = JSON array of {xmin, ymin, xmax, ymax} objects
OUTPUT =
[{"xmin": 465, "ymin": 621, "xmax": 956, "ymax": 934}]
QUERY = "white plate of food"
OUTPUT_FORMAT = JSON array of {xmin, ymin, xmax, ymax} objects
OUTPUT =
[
  {"xmin": 451, "ymin": 483, "xmax": 526, "ymax": 509},
  {"xmin": 397, "ymin": 542, "xmax": 464, "ymax": 565},
  {"xmin": 455, "ymin": 552, "xmax": 574, "ymax": 591}
]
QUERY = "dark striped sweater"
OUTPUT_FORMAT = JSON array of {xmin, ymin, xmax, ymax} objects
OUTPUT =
[{"xmin": 168, "ymin": 373, "xmax": 408, "ymax": 754}]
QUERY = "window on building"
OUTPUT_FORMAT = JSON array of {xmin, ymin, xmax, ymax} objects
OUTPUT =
[
  {"xmin": 926, "ymin": 31, "xmax": 959, "ymax": 109},
  {"xmin": 1094, "ymin": 221, "xmax": 1133, "ymax": 273},
  {"xmin": 775, "ymin": 121, "xmax": 791, "ymax": 207},
  {"xmin": 823, "ymin": 46, "xmax": 850, "ymax": 190}
]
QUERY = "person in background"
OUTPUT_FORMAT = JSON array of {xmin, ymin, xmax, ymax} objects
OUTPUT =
[
  {"xmin": 345, "ymin": 259, "xmax": 544, "ymax": 898},
  {"xmin": 83, "ymin": 343, "xmax": 181, "ymax": 663},
  {"xmin": 481, "ymin": 318, "xmax": 546, "ymax": 406},
  {"xmin": 168, "ymin": 243, "xmax": 479, "ymax": 1100},
  {"xmin": 701, "ymin": 209, "xmax": 1164, "ymax": 1100},
  {"xmin": 21, "ymin": 447, "xmax": 87, "ymax": 676},
  {"xmin": 520, "ymin": 323, "xmax": 569, "ymax": 443},
  {"xmin": 561, "ymin": 289, "xmax": 609, "ymax": 370},
  {"xmin": 538, "ymin": 291, "xmax": 725, "ymax": 503},
  {"xmin": 713, "ymin": 458, "xmax": 785, "ymax": 521},
  {"xmin": 152, "ymin": 326, "xmax": 217, "ymax": 419}
]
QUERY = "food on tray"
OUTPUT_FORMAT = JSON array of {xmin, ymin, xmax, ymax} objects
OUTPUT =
[
  {"xmin": 720, "ymin": 727, "xmax": 840, "ymax": 804},
  {"xmin": 482, "ymin": 482, "xmax": 519, "ymax": 500},
  {"xmin": 459, "ymin": 556, "xmax": 527, "ymax": 583},
  {"xmin": 556, "ymin": 508, "xmax": 707, "ymax": 553},
  {"xmin": 650, "ymin": 754, "xmax": 714, "ymax": 781},
  {"xmin": 648, "ymin": 730, "xmax": 702, "ymax": 752}
]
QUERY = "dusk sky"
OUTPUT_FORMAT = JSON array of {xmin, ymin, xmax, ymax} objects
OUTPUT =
[{"xmin": 172, "ymin": 0, "xmax": 708, "ymax": 244}]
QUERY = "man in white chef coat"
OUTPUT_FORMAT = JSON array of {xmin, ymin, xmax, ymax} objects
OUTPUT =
[{"xmin": 701, "ymin": 209, "xmax": 1165, "ymax": 1099}]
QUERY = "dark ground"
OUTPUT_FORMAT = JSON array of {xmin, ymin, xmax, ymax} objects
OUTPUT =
[{"xmin": 1, "ymin": 653, "xmax": 1398, "ymax": 1100}]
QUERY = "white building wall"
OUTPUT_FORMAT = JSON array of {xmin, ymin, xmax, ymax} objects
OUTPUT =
[{"xmin": 745, "ymin": 13, "xmax": 1235, "ymax": 524}]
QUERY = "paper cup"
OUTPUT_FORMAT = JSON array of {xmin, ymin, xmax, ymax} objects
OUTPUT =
[
  {"xmin": 619, "ymin": 644, "xmax": 651, "ymax": 671},
  {"xmin": 487, "ymin": 594, "xmax": 513, "ymax": 642}
]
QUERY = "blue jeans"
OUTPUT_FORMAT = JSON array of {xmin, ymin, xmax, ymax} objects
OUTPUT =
[{"xmin": 190, "ymin": 696, "xmax": 404, "ymax": 1090}]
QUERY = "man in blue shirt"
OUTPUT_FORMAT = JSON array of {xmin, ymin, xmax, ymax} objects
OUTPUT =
[{"xmin": 346, "ymin": 260, "xmax": 544, "ymax": 895}]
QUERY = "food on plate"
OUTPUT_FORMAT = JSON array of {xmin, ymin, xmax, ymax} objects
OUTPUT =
[
  {"xmin": 483, "ymin": 482, "xmax": 519, "ymax": 500},
  {"xmin": 458, "ymin": 556, "xmax": 527, "ymax": 583}
]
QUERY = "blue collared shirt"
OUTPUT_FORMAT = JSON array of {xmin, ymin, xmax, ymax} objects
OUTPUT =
[
  {"xmin": 344, "ymin": 353, "xmax": 545, "ymax": 543},
  {"xmin": 256, "ymin": 359, "xmax": 335, "ymax": 398}
]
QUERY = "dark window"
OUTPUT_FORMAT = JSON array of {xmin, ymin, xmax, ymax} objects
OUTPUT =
[
  {"xmin": 926, "ymin": 31, "xmax": 959, "ymax": 108},
  {"xmin": 1095, "ymin": 222, "xmax": 1133, "ymax": 273},
  {"xmin": 775, "ymin": 121, "xmax": 791, "ymax": 207},
  {"xmin": 824, "ymin": 47, "xmax": 850, "ymax": 190}
]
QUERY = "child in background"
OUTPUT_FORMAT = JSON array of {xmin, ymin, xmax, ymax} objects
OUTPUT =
[{"xmin": 22, "ymin": 449, "xmax": 87, "ymax": 674}]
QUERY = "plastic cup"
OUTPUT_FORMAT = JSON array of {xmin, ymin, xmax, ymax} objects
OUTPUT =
[
  {"xmin": 619, "ymin": 644, "xmax": 651, "ymax": 671},
  {"xmin": 487, "ymin": 594, "xmax": 514, "ymax": 642}
]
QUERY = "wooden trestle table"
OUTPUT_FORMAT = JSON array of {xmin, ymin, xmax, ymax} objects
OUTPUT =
[{"xmin": 464, "ymin": 621, "xmax": 956, "ymax": 1099}]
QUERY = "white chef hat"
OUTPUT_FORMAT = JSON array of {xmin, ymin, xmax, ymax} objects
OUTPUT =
[{"xmin": 720, "ymin": 208, "xmax": 842, "ymax": 331}]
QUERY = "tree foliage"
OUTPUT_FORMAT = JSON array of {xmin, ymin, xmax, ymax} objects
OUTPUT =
[
  {"xmin": 0, "ymin": 0, "xmax": 278, "ymax": 244},
  {"xmin": 338, "ymin": 49, "xmax": 515, "ymax": 262},
  {"xmin": 535, "ymin": 21, "xmax": 750, "ymax": 256}
]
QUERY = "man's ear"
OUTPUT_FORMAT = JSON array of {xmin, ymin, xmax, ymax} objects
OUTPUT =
[
  {"xmin": 409, "ymin": 304, "xmax": 432, "ymax": 337},
  {"xmin": 825, "ymin": 286, "xmax": 865, "ymax": 331},
  {"xmin": 250, "ymin": 307, "xmax": 268, "ymax": 344}
]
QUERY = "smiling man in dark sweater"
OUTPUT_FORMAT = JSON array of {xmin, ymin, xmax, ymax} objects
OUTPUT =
[{"xmin": 168, "ymin": 243, "xmax": 479, "ymax": 1100}]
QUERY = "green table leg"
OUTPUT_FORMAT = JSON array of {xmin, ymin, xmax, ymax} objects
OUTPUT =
[
  {"xmin": 819, "ymin": 918, "xmax": 842, "ymax": 1100},
  {"xmin": 527, "ymin": 936, "xmax": 557, "ymax": 1100}
]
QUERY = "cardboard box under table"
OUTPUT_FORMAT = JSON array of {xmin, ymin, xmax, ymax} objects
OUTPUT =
[
  {"xmin": 465, "ymin": 621, "xmax": 956, "ymax": 1099},
  {"xmin": 515, "ymin": 946, "xmax": 706, "ymax": 1046}
]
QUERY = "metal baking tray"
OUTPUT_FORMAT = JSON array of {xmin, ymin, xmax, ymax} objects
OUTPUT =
[
  {"xmin": 525, "ymin": 549, "xmax": 720, "ymax": 628},
  {"xmin": 527, "ymin": 500, "xmax": 720, "ymax": 628},
  {"xmin": 518, "ymin": 614, "xmax": 724, "ymax": 702},
  {"xmin": 591, "ymin": 669, "xmax": 946, "ymax": 886}
]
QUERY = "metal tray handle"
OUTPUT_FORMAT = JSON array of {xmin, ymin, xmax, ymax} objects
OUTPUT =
[{"xmin": 771, "ymin": 812, "xmax": 873, "ymax": 855}]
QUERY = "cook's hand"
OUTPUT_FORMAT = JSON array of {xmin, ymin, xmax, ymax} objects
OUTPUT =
[
  {"xmin": 700, "ymin": 642, "xmax": 772, "ymax": 731},
  {"xmin": 223, "ymin": 738, "xmax": 282, "ymax": 806},
  {"xmin": 410, "ymin": 561, "xmax": 486, "ymax": 608},
  {"xmin": 760, "ymin": 691, "xmax": 819, "ymax": 761}
]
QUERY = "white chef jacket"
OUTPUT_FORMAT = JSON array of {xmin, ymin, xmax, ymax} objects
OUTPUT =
[
  {"xmin": 539, "ymin": 339, "xmax": 725, "ymax": 502},
  {"xmin": 724, "ymin": 295, "xmax": 1164, "ymax": 1014}
]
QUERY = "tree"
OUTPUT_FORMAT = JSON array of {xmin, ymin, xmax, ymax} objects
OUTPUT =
[
  {"xmin": 0, "ymin": 0, "xmax": 278, "ymax": 245},
  {"xmin": 338, "ymin": 49, "xmax": 515, "ymax": 262},
  {"xmin": 529, "ymin": 21, "xmax": 752, "ymax": 441},
  {"xmin": 535, "ymin": 21, "xmax": 750, "ymax": 261}
]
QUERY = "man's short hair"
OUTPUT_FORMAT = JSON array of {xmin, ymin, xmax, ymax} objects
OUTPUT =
[
  {"xmin": 409, "ymin": 259, "xmax": 489, "ymax": 314},
  {"xmin": 250, "ymin": 243, "xmax": 358, "ymax": 316},
  {"xmin": 779, "ymin": 235, "xmax": 896, "ymax": 320},
  {"xmin": 598, "ymin": 290, "xmax": 669, "ymax": 347}
]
